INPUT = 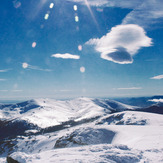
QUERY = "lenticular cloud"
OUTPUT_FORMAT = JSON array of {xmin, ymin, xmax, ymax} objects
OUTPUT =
[{"xmin": 86, "ymin": 24, "xmax": 152, "ymax": 64}]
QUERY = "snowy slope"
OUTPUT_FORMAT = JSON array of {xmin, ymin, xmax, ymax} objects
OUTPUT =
[
  {"xmin": 4, "ymin": 123, "xmax": 163, "ymax": 163},
  {"xmin": 8, "ymin": 144, "xmax": 163, "ymax": 163},
  {"xmin": 9, "ymin": 144, "xmax": 144, "ymax": 163}
]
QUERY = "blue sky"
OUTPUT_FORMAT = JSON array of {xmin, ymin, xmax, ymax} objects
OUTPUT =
[{"xmin": 0, "ymin": 0, "xmax": 163, "ymax": 100}]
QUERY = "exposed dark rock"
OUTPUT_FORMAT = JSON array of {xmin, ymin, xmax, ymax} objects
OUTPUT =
[{"xmin": 7, "ymin": 156, "xmax": 19, "ymax": 163}]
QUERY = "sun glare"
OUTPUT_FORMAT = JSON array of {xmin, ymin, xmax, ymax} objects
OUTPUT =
[{"xmin": 84, "ymin": 0, "xmax": 99, "ymax": 30}]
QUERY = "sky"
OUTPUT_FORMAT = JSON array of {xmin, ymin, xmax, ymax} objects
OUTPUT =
[{"xmin": 0, "ymin": 0, "xmax": 163, "ymax": 100}]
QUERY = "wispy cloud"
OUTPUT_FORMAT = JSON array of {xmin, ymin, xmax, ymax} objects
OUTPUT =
[
  {"xmin": 0, "ymin": 79, "xmax": 7, "ymax": 81},
  {"xmin": 150, "ymin": 74, "xmax": 163, "ymax": 80},
  {"xmin": 59, "ymin": 90, "xmax": 73, "ymax": 92},
  {"xmin": 68, "ymin": 0, "xmax": 141, "ymax": 8},
  {"xmin": 22, "ymin": 62, "xmax": 52, "ymax": 72},
  {"xmin": 148, "ymin": 99, "xmax": 163, "ymax": 103},
  {"xmin": 70, "ymin": 0, "xmax": 161, "ymax": 64},
  {"xmin": 51, "ymin": 53, "xmax": 80, "ymax": 59},
  {"xmin": 28, "ymin": 66, "xmax": 52, "ymax": 72},
  {"xmin": 117, "ymin": 87, "xmax": 142, "ymax": 90},
  {"xmin": 11, "ymin": 90, "xmax": 23, "ymax": 92},
  {"xmin": 0, "ymin": 90, "xmax": 23, "ymax": 92},
  {"xmin": 122, "ymin": 0, "xmax": 163, "ymax": 28},
  {"xmin": 86, "ymin": 24, "xmax": 152, "ymax": 64},
  {"xmin": 0, "ymin": 69, "xmax": 12, "ymax": 72},
  {"xmin": 69, "ymin": 0, "xmax": 163, "ymax": 28}
]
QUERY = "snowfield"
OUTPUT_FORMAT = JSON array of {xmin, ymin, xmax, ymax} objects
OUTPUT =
[{"xmin": 0, "ymin": 97, "xmax": 163, "ymax": 162}]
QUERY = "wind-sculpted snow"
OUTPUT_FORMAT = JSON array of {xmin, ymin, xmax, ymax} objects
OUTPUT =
[
  {"xmin": 54, "ymin": 127, "xmax": 115, "ymax": 148},
  {"xmin": 9, "ymin": 144, "xmax": 143, "ymax": 163},
  {"xmin": 7, "ymin": 144, "xmax": 163, "ymax": 163}
]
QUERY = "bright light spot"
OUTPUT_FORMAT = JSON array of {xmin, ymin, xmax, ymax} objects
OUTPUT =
[
  {"xmin": 78, "ymin": 45, "xmax": 82, "ymax": 51},
  {"xmin": 80, "ymin": 66, "xmax": 85, "ymax": 73},
  {"xmin": 75, "ymin": 16, "xmax": 79, "ymax": 22},
  {"xmin": 22, "ymin": 62, "xmax": 28, "ymax": 69},
  {"xmin": 32, "ymin": 42, "xmax": 37, "ymax": 48},
  {"xmin": 49, "ymin": 3, "xmax": 54, "ymax": 8},
  {"xmin": 73, "ymin": 5, "xmax": 78, "ymax": 11},
  {"xmin": 44, "ymin": 14, "xmax": 49, "ymax": 20}
]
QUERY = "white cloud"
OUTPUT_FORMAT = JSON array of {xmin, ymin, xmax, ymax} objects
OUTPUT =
[
  {"xmin": 86, "ymin": 24, "xmax": 152, "ymax": 64},
  {"xmin": 148, "ymin": 99, "xmax": 163, "ymax": 103},
  {"xmin": 0, "ymin": 69, "xmax": 11, "ymax": 72},
  {"xmin": 150, "ymin": 74, "xmax": 163, "ymax": 80},
  {"xmin": 51, "ymin": 53, "xmax": 80, "ymax": 59},
  {"xmin": 117, "ymin": 87, "xmax": 142, "ymax": 90}
]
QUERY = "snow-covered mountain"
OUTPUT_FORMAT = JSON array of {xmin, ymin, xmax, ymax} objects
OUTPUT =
[
  {"xmin": 136, "ymin": 102, "xmax": 163, "ymax": 114},
  {"xmin": 0, "ymin": 97, "xmax": 163, "ymax": 163},
  {"xmin": 0, "ymin": 97, "xmax": 137, "ymax": 128}
]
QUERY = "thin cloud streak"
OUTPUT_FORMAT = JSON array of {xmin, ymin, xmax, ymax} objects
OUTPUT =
[
  {"xmin": 22, "ymin": 62, "xmax": 52, "ymax": 72},
  {"xmin": 0, "ymin": 79, "xmax": 7, "ymax": 81},
  {"xmin": 150, "ymin": 74, "xmax": 163, "ymax": 80},
  {"xmin": 29, "ymin": 65, "xmax": 53, "ymax": 72},
  {"xmin": 117, "ymin": 87, "xmax": 142, "ymax": 90},
  {"xmin": 11, "ymin": 90, "xmax": 23, "ymax": 92},
  {"xmin": 0, "ymin": 90, "xmax": 8, "ymax": 92},
  {"xmin": 0, "ymin": 69, "xmax": 12, "ymax": 72}
]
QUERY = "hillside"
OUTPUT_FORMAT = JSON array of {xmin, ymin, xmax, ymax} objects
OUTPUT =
[{"xmin": 0, "ymin": 97, "xmax": 163, "ymax": 162}]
